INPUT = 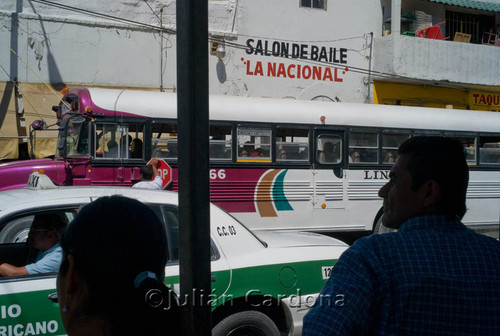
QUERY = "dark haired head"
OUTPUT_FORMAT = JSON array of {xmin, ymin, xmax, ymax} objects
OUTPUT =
[
  {"xmin": 58, "ymin": 195, "xmax": 174, "ymax": 335},
  {"xmin": 140, "ymin": 165, "xmax": 154, "ymax": 180},
  {"xmin": 33, "ymin": 213, "xmax": 67, "ymax": 240},
  {"xmin": 398, "ymin": 136, "xmax": 469, "ymax": 219}
]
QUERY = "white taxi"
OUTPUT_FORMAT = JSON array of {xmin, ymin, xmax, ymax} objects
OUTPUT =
[{"xmin": 0, "ymin": 173, "xmax": 347, "ymax": 336}]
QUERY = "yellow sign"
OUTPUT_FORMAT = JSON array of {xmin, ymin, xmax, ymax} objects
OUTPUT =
[{"xmin": 470, "ymin": 92, "xmax": 500, "ymax": 108}]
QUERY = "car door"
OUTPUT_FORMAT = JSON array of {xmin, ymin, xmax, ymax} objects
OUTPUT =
[
  {"xmin": 151, "ymin": 204, "xmax": 231, "ymax": 306},
  {"xmin": 0, "ymin": 208, "xmax": 81, "ymax": 336}
]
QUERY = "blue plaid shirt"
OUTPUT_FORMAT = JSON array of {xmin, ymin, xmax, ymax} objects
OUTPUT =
[{"xmin": 303, "ymin": 215, "xmax": 500, "ymax": 336}]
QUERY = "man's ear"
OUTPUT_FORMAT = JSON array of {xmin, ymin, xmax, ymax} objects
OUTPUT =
[
  {"xmin": 63, "ymin": 255, "xmax": 81, "ymax": 295},
  {"xmin": 420, "ymin": 180, "xmax": 441, "ymax": 208}
]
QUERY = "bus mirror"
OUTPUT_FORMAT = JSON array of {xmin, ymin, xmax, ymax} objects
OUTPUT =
[
  {"xmin": 31, "ymin": 120, "xmax": 47, "ymax": 130},
  {"xmin": 52, "ymin": 105, "xmax": 61, "ymax": 113}
]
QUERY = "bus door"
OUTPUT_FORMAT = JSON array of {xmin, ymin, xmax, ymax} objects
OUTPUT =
[{"xmin": 312, "ymin": 130, "xmax": 348, "ymax": 228}]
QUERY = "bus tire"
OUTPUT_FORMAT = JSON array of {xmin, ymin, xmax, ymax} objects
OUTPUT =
[
  {"xmin": 212, "ymin": 310, "xmax": 280, "ymax": 336},
  {"xmin": 372, "ymin": 209, "xmax": 396, "ymax": 234},
  {"xmin": 0, "ymin": 217, "xmax": 33, "ymax": 243}
]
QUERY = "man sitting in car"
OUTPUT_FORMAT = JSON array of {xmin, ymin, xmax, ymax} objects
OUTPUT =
[{"xmin": 0, "ymin": 214, "xmax": 67, "ymax": 276}]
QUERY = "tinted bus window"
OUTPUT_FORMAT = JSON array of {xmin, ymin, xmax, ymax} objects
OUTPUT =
[
  {"xmin": 316, "ymin": 135, "xmax": 341, "ymax": 164},
  {"xmin": 210, "ymin": 125, "xmax": 232, "ymax": 161},
  {"xmin": 349, "ymin": 130, "xmax": 377, "ymax": 163},
  {"xmin": 382, "ymin": 130, "xmax": 409, "ymax": 164},
  {"xmin": 152, "ymin": 122, "xmax": 178, "ymax": 159},
  {"xmin": 129, "ymin": 124, "xmax": 145, "ymax": 160},
  {"xmin": 66, "ymin": 118, "xmax": 90, "ymax": 156},
  {"xmin": 480, "ymin": 136, "xmax": 500, "ymax": 164},
  {"xmin": 276, "ymin": 128, "xmax": 309, "ymax": 161},
  {"xmin": 446, "ymin": 135, "xmax": 476, "ymax": 165}
]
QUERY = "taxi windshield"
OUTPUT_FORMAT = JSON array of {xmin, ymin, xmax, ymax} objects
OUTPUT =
[{"xmin": 56, "ymin": 117, "xmax": 90, "ymax": 157}]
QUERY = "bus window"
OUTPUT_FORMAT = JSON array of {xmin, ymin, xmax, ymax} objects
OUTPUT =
[
  {"xmin": 349, "ymin": 130, "xmax": 377, "ymax": 164},
  {"xmin": 382, "ymin": 131, "xmax": 410, "ymax": 164},
  {"xmin": 276, "ymin": 128, "xmax": 309, "ymax": 162},
  {"xmin": 128, "ymin": 124, "xmax": 145, "ymax": 160},
  {"xmin": 152, "ymin": 122, "xmax": 178, "ymax": 159},
  {"xmin": 237, "ymin": 127, "xmax": 271, "ymax": 162},
  {"xmin": 63, "ymin": 117, "xmax": 90, "ymax": 156},
  {"xmin": 316, "ymin": 135, "xmax": 341, "ymax": 164},
  {"xmin": 210, "ymin": 125, "xmax": 232, "ymax": 161},
  {"xmin": 95, "ymin": 124, "xmax": 131, "ymax": 159},
  {"xmin": 446, "ymin": 135, "xmax": 476, "ymax": 165},
  {"xmin": 414, "ymin": 130, "xmax": 443, "ymax": 137},
  {"xmin": 479, "ymin": 136, "xmax": 500, "ymax": 164}
]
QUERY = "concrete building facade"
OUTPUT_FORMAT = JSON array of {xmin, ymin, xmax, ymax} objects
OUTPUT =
[{"xmin": 0, "ymin": 0, "xmax": 499, "ymax": 158}]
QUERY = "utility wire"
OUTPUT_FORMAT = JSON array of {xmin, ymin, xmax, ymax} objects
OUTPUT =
[
  {"xmin": 27, "ymin": 0, "xmax": 403, "ymax": 80},
  {"xmin": 30, "ymin": 0, "xmax": 175, "ymax": 34},
  {"xmin": 9, "ymin": 47, "xmax": 67, "ymax": 106},
  {"xmin": 24, "ymin": 0, "xmax": 497, "ymax": 93},
  {"xmin": 0, "ymin": 64, "xmax": 41, "ymax": 117},
  {"xmin": 142, "ymin": 0, "xmax": 162, "ymax": 24}
]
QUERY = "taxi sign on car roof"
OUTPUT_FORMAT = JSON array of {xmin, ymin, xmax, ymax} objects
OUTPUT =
[{"xmin": 25, "ymin": 172, "xmax": 57, "ymax": 190}]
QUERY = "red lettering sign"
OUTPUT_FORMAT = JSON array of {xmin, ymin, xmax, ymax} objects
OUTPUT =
[
  {"xmin": 472, "ymin": 93, "xmax": 500, "ymax": 107},
  {"xmin": 241, "ymin": 58, "xmax": 348, "ymax": 83}
]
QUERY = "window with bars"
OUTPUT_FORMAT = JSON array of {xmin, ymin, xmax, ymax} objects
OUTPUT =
[
  {"xmin": 445, "ymin": 11, "xmax": 494, "ymax": 44},
  {"xmin": 300, "ymin": 0, "xmax": 326, "ymax": 10}
]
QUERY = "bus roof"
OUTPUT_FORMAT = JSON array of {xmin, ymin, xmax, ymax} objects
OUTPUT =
[{"xmin": 71, "ymin": 87, "xmax": 500, "ymax": 133}]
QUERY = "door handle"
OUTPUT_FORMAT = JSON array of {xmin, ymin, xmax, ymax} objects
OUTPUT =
[{"xmin": 48, "ymin": 292, "xmax": 58, "ymax": 303}]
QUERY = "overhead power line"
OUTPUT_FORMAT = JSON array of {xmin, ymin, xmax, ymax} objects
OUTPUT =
[
  {"xmin": 30, "ymin": 0, "xmax": 175, "ymax": 34},
  {"xmin": 26, "ymin": 0, "xmax": 411, "ymax": 81},
  {"xmin": 23, "ymin": 0, "xmax": 494, "ymax": 92}
]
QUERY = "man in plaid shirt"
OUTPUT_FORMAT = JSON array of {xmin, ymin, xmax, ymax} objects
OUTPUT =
[{"xmin": 303, "ymin": 136, "xmax": 500, "ymax": 335}]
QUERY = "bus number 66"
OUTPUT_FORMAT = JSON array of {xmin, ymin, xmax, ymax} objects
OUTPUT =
[{"xmin": 210, "ymin": 169, "xmax": 226, "ymax": 180}]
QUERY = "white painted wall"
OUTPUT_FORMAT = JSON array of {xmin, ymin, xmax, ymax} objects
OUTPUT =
[
  {"xmin": 212, "ymin": 0, "xmax": 381, "ymax": 102},
  {"xmin": 0, "ymin": 0, "xmax": 382, "ymax": 103},
  {"xmin": 0, "ymin": 0, "xmax": 498, "ymax": 103}
]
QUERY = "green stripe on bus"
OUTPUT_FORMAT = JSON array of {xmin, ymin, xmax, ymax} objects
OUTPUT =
[{"xmin": 273, "ymin": 169, "xmax": 293, "ymax": 211}]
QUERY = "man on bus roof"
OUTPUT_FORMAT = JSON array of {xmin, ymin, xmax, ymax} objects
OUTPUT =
[{"xmin": 303, "ymin": 136, "xmax": 500, "ymax": 336}]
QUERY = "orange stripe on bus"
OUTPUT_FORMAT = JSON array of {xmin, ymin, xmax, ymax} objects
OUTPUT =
[{"xmin": 256, "ymin": 169, "xmax": 281, "ymax": 217}]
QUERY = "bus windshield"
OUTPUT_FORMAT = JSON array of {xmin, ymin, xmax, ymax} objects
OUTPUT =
[{"xmin": 57, "ymin": 117, "xmax": 90, "ymax": 157}]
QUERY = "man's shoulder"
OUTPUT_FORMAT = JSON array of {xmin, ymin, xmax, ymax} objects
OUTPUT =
[
  {"xmin": 132, "ymin": 178, "xmax": 162, "ymax": 190},
  {"xmin": 344, "ymin": 233, "xmax": 399, "ymax": 259},
  {"xmin": 26, "ymin": 245, "xmax": 63, "ymax": 274}
]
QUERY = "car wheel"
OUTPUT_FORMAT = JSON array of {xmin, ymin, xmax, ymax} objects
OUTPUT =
[
  {"xmin": 0, "ymin": 216, "xmax": 33, "ymax": 243},
  {"xmin": 372, "ymin": 211, "xmax": 396, "ymax": 234},
  {"xmin": 212, "ymin": 310, "xmax": 280, "ymax": 336}
]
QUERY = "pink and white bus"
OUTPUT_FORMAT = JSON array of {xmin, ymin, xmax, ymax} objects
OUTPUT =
[{"xmin": 1, "ymin": 87, "xmax": 499, "ymax": 242}]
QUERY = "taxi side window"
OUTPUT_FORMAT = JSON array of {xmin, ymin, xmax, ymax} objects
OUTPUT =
[
  {"xmin": 0, "ymin": 210, "xmax": 77, "ymax": 245},
  {"xmin": 150, "ymin": 204, "xmax": 217, "ymax": 263},
  {"xmin": 0, "ymin": 210, "xmax": 77, "ymax": 277}
]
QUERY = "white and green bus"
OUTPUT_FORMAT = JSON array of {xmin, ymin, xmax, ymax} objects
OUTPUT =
[{"xmin": 1, "ymin": 88, "xmax": 499, "ymax": 242}]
